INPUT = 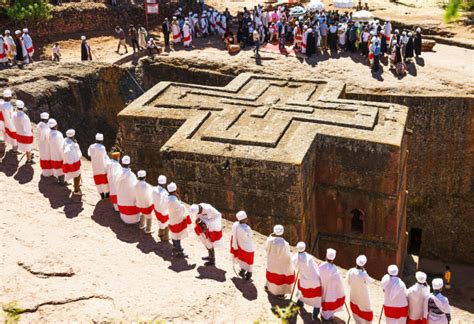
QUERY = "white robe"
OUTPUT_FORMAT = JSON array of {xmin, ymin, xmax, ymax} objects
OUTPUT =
[
  {"xmin": 87, "ymin": 143, "xmax": 110, "ymax": 194},
  {"xmin": 381, "ymin": 275, "xmax": 408, "ymax": 324},
  {"xmin": 48, "ymin": 130, "xmax": 64, "ymax": 178},
  {"xmin": 265, "ymin": 236, "xmax": 295, "ymax": 296},
  {"xmin": 183, "ymin": 24, "xmax": 192, "ymax": 47},
  {"xmin": 116, "ymin": 167, "xmax": 139, "ymax": 224},
  {"xmin": 200, "ymin": 18, "xmax": 208, "ymax": 35},
  {"xmin": 12, "ymin": 110, "xmax": 32, "ymax": 153},
  {"xmin": 152, "ymin": 185, "xmax": 169, "ymax": 229},
  {"xmin": 135, "ymin": 180, "xmax": 154, "ymax": 218},
  {"xmin": 347, "ymin": 268, "xmax": 374, "ymax": 323},
  {"xmin": 5, "ymin": 35, "xmax": 16, "ymax": 60},
  {"xmin": 171, "ymin": 23, "xmax": 182, "ymax": 43},
  {"xmin": 22, "ymin": 33, "xmax": 34, "ymax": 57},
  {"xmin": 0, "ymin": 38, "xmax": 7, "ymax": 63},
  {"xmin": 231, "ymin": 222, "xmax": 255, "ymax": 272},
  {"xmin": 293, "ymin": 252, "xmax": 321, "ymax": 308},
  {"xmin": 194, "ymin": 203, "xmax": 223, "ymax": 249},
  {"xmin": 166, "ymin": 194, "xmax": 191, "ymax": 240},
  {"xmin": 0, "ymin": 100, "xmax": 16, "ymax": 147},
  {"xmin": 62, "ymin": 138, "xmax": 82, "ymax": 182},
  {"xmin": 106, "ymin": 159, "xmax": 122, "ymax": 211},
  {"xmin": 427, "ymin": 293, "xmax": 451, "ymax": 324},
  {"xmin": 302, "ymin": 30, "xmax": 309, "ymax": 54},
  {"xmin": 407, "ymin": 283, "xmax": 430, "ymax": 323},
  {"xmin": 319, "ymin": 262, "xmax": 346, "ymax": 320},
  {"xmin": 36, "ymin": 121, "xmax": 52, "ymax": 176}
]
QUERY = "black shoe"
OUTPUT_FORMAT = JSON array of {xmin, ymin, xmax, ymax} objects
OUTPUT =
[
  {"xmin": 175, "ymin": 251, "xmax": 188, "ymax": 258},
  {"xmin": 296, "ymin": 300, "xmax": 304, "ymax": 308},
  {"xmin": 100, "ymin": 193, "xmax": 105, "ymax": 200},
  {"xmin": 204, "ymin": 259, "xmax": 215, "ymax": 266},
  {"xmin": 238, "ymin": 269, "xmax": 246, "ymax": 278},
  {"xmin": 202, "ymin": 256, "xmax": 211, "ymax": 261},
  {"xmin": 245, "ymin": 272, "xmax": 252, "ymax": 281},
  {"xmin": 25, "ymin": 159, "xmax": 35, "ymax": 164}
]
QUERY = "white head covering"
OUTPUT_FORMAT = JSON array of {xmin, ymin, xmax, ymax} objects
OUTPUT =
[
  {"xmin": 388, "ymin": 264, "xmax": 399, "ymax": 276},
  {"xmin": 16, "ymin": 100, "xmax": 24, "ymax": 109},
  {"xmin": 167, "ymin": 182, "xmax": 177, "ymax": 193},
  {"xmin": 3, "ymin": 89, "xmax": 12, "ymax": 97},
  {"xmin": 122, "ymin": 155, "xmax": 131, "ymax": 165},
  {"xmin": 157, "ymin": 175, "xmax": 166, "ymax": 185},
  {"xmin": 40, "ymin": 112, "xmax": 49, "ymax": 120},
  {"xmin": 416, "ymin": 27, "xmax": 421, "ymax": 33},
  {"xmin": 137, "ymin": 170, "xmax": 146, "ymax": 178},
  {"xmin": 66, "ymin": 129, "xmax": 75, "ymax": 138},
  {"xmin": 23, "ymin": 28, "xmax": 28, "ymax": 33},
  {"xmin": 236, "ymin": 210, "xmax": 247, "ymax": 221},
  {"xmin": 81, "ymin": 35, "xmax": 86, "ymax": 41},
  {"xmin": 432, "ymin": 278, "xmax": 443, "ymax": 290},
  {"xmin": 297, "ymin": 241, "xmax": 306, "ymax": 252},
  {"xmin": 190, "ymin": 204, "xmax": 199, "ymax": 215},
  {"xmin": 402, "ymin": 31, "xmax": 407, "ymax": 36},
  {"xmin": 95, "ymin": 133, "xmax": 104, "ymax": 141},
  {"xmin": 15, "ymin": 30, "xmax": 21, "ymax": 35},
  {"xmin": 4, "ymin": 30, "xmax": 10, "ymax": 34},
  {"xmin": 356, "ymin": 255, "xmax": 367, "ymax": 267},
  {"xmin": 273, "ymin": 224, "xmax": 284, "ymax": 236},
  {"xmin": 408, "ymin": 32, "xmax": 413, "ymax": 37},
  {"xmin": 326, "ymin": 248, "xmax": 336, "ymax": 260},
  {"xmin": 416, "ymin": 271, "xmax": 427, "ymax": 284},
  {"xmin": 48, "ymin": 118, "xmax": 57, "ymax": 128}
]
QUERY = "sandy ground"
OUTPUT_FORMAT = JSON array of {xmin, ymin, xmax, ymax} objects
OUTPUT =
[{"xmin": 1, "ymin": 146, "xmax": 473, "ymax": 323}]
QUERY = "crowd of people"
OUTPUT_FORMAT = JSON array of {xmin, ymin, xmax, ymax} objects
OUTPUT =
[
  {"xmin": 0, "ymin": 28, "xmax": 35, "ymax": 66},
  {"xmin": 0, "ymin": 87, "xmax": 453, "ymax": 323}
]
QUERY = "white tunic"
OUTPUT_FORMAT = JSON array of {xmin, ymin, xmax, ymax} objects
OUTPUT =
[
  {"xmin": 200, "ymin": 18, "xmax": 208, "ymax": 34},
  {"xmin": 0, "ymin": 100, "xmax": 16, "ymax": 147},
  {"xmin": 347, "ymin": 268, "xmax": 374, "ymax": 323},
  {"xmin": 106, "ymin": 159, "xmax": 122, "ymax": 211},
  {"xmin": 302, "ymin": 30, "xmax": 309, "ymax": 54},
  {"xmin": 407, "ymin": 283, "xmax": 430, "ymax": 323},
  {"xmin": 12, "ymin": 110, "xmax": 33, "ymax": 152},
  {"xmin": 292, "ymin": 252, "xmax": 321, "ymax": 308},
  {"xmin": 135, "ymin": 180, "xmax": 154, "ymax": 217},
  {"xmin": 427, "ymin": 293, "xmax": 451, "ymax": 324},
  {"xmin": 62, "ymin": 138, "xmax": 82, "ymax": 181},
  {"xmin": 381, "ymin": 275, "xmax": 408, "ymax": 324},
  {"xmin": 5, "ymin": 35, "xmax": 17, "ymax": 59},
  {"xmin": 183, "ymin": 24, "xmax": 192, "ymax": 46},
  {"xmin": 319, "ymin": 262, "xmax": 346, "ymax": 320},
  {"xmin": 171, "ymin": 23, "xmax": 181, "ymax": 43},
  {"xmin": 36, "ymin": 121, "xmax": 52, "ymax": 176},
  {"xmin": 167, "ymin": 194, "xmax": 191, "ymax": 240},
  {"xmin": 22, "ymin": 33, "xmax": 34, "ymax": 56},
  {"xmin": 0, "ymin": 38, "xmax": 7, "ymax": 63},
  {"xmin": 152, "ymin": 185, "xmax": 169, "ymax": 229},
  {"xmin": 116, "ymin": 167, "xmax": 139, "ymax": 224},
  {"xmin": 87, "ymin": 143, "xmax": 110, "ymax": 194},
  {"xmin": 48, "ymin": 130, "xmax": 64, "ymax": 177},
  {"xmin": 194, "ymin": 203, "xmax": 223, "ymax": 249},
  {"xmin": 231, "ymin": 222, "xmax": 255, "ymax": 272},
  {"xmin": 265, "ymin": 236, "xmax": 295, "ymax": 295}
]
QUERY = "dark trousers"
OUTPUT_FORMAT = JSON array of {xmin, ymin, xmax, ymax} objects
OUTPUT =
[
  {"xmin": 254, "ymin": 41, "xmax": 260, "ymax": 55},
  {"xmin": 131, "ymin": 38, "xmax": 140, "ymax": 52},
  {"xmin": 373, "ymin": 54, "xmax": 380, "ymax": 72},
  {"xmin": 172, "ymin": 239, "xmax": 183, "ymax": 252},
  {"xmin": 361, "ymin": 41, "xmax": 368, "ymax": 55},
  {"xmin": 164, "ymin": 33, "xmax": 170, "ymax": 46}
]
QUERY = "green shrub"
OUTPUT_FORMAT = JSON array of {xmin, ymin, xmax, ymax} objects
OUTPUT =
[{"xmin": 6, "ymin": 0, "xmax": 52, "ymax": 24}]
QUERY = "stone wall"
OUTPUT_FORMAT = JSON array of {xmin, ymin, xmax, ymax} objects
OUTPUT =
[{"xmin": 346, "ymin": 93, "xmax": 474, "ymax": 265}]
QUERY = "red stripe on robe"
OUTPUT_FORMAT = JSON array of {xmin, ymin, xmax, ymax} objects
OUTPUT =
[
  {"xmin": 266, "ymin": 271, "xmax": 295, "ymax": 286},
  {"xmin": 50, "ymin": 160, "xmax": 63, "ymax": 170},
  {"xmin": 154, "ymin": 210, "xmax": 169, "ymax": 224},
  {"xmin": 194, "ymin": 224, "xmax": 223, "ymax": 243},
  {"xmin": 322, "ymin": 296, "xmax": 345, "ymax": 311},
  {"xmin": 16, "ymin": 133, "xmax": 33, "ymax": 144},
  {"xmin": 168, "ymin": 215, "xmax": 192, "ymax": 233},
  {"xmin": 109, "ymin": 194, "xmax": 117, "ymax": 204},
  {"xmin": 0, "ymin": 111, "xmax": 3, "ymax": 121},
  {"xmin": 183, "ymin": 35, "xmax": 191, "ymax": 42},
  {"xmin": 298, "ymin": 280, "xmax": 322, "ymax": 298},
  {"xmin": 93, "ymin": 174, "xmax": 108, "ymax": 185},
  {"xmin": 230, "ymin": 237, "xmax": 254, "ymax": 265},
  {"xmin": 5, "ymin": 127, "xmax": 16, "ymax": 140},
  {"xmin": 384, "ymin": 305, "xmax": 408, "ymax": 319},
  {"xmin": 62, "ymin": 160, "xmax": 81, "ymax": 174},
  {"xmin": 350, "ymin": 301, "xmax": 374, "ymax": 321},
  {"xmin": 118, "ymin": 204, "xmax": 139, "ymax": 215},
  {"xmin": 408, "ymin": 318, "xmax": 427, "ymax": 324},
  {"xmin": 139, "ymin": 205, "xmax": 154, "ymax": 215},
  {"xmin": 40, "ymin": 160, "xmax": 52, "ymax": 170}
]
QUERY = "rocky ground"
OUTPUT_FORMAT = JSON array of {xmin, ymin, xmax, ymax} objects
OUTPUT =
[{"xmin": 1, "ymin": 151, "xmax": 473, "ymax": 323}]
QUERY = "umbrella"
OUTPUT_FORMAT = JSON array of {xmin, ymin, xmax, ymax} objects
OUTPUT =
[
  {"xmin": 307, "ymin": 0, "xmax": 325, "ymax": 12},
  {"xmin": 352, "ymin": 10, "xmax": 374, "ymax": 22},
  {"xmin": 289, "ymin": 6, "xmax": 307, "ymax": 17},
  {"xmin": 332, "ymin": 0, "xmax": 353, "ymax": 9}
]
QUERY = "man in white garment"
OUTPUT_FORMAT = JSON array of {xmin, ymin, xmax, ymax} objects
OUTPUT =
[
  {"xmin": 87, "ymin": 133, "xmax": 110, "ymax": 199},
  {"xmin": 62, "ymin": 129, "xmax": 82, "ymax": 195},
  {"xmin": 166, "ymin": 182, "xmax": 192, "ymax": 258},
  {"xmin": 106, "ymin": 151, "xmax": 122, "ymax": 211},
  {"xmin": 4, "ymin": 30, "xmax": 17, "ymax": 62},
  {"xmin": 22, "ymin": 28, "xmax": 34, "ymax": 63},
  {"xmin": 190, "ymin": 202, "xmax": 223, "ymax": 266},
  {"xmin": 116, "ymin": 155, "xmax": 139, "ymax": 224},
  {"xmin": 293, "ymin": 242, "xmax": 321, "ymax": 320},
  {"xmin": 153, "ymin": 175, "xmax": 169, "ymax": 241},
  {"xmin": 0, "ymin": 36, "xmax": 8, "ymax": 65},
  {"xmin": 265, "ymin": 225, "xmax": 295, "ymax": 297},
  {"xmin": 407, "ymin": 271, "xmax": 430, "ymax": 324},
  {"xmin": 230, "ymin": 211, "xmax": 255, "ymax": 281},
  {"xmin": 171, "ymin": 17, "xmax": 182, "ymax": 44},
  {"xmin": 347, "ymin": 255, "xmax": 374, "ymax": 323},
  {"xmin": 182, "ymin": 19, "xmax": 192, "ymax": 47},
  {"xmin": 381, "ymin": 265, "xmax": 408, "ymax": 324},
  {"xmin": 37, "ymin": 112, "xmax": 52, "ymax": 176},
  {"xmin": 135, "ymin": 170, "xmax": 154, "ymax": 234},
  {"xmin": 0, "ymin": 89, "xmax": 17, "ymax": 152},
  {"xmin": 319, "ymin": 248, "xmax": 346, "ymax": 321},
  {"xmin": 427, "ymin": 278, "xmax": 451, "ymax": 324},
  {"xmin": 12, "ymin": 100, "xmax": 34, "ymax": 164},
  {"xmin": 47, "ymin": 118, "xmax": 65, "ymax": 185}
]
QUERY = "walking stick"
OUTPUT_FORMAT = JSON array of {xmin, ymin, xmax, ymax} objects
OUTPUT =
[
  {"xmin": 378, "ymin": 305, "xmax": 384, "ymax": 324},
  {"xmin": 289, "ymin": 271, "xmax": 300, "ymax": 303},
  {"xmin": 344, "ymin": 301, "xmax": 351, "ymax": 324}
]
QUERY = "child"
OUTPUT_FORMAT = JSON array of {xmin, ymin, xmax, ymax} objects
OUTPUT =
[{"xmin": 52, "ymin": 43, "xmax": 61, "ymax": 61}]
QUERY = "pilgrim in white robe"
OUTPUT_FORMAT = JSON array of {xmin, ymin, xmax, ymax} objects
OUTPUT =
[
  {"xmin": 36, "ymin": 121, "xmax": 52, "ymax": 176},
  {"xmin": 407, "ymin": 282, "xmax": 430, "ymax": 324},
  {"xmin": 48, "ymin": 129, "xmax": 64, "ymax": 178},
  {"xmin": 0, "ymin": 37, "xmax": 8, "ymax": 63},
  {"xmin": 302, "ymin": 29, "xmax": 309, "ymax": 54},
  {"xmin": 347, "ymin": 267, "xmax": 374, "ymax": 323},
  {"xmin": 427, "ymin": 292, "xmax": 451, "ymax": 324},
  {"xmin": 381, "ymin": 274, "xmax": 409, "ymax": 324},
  {"xmin": 135, "ymin": 179, "xmax": 154, "ymax": 219},
  {"xmin": 319, "ymin": 262, "xmax": 346, "ymax": 320},
  {"xmin": 194, "ymin": 203, "xmax": 224, "ymax": 249},
  {"xmin": 22, "ymin": 32, "xmax": 34, "ymax": 58},
  {"xmin": 153, "ymin": 185, "xmax": 169, "ymax": 229},
  {"xmin": 230, "ymin": 222, "xmax": 255, "ymax": 272},
  {"xmin": 5, "ymin": 35, "xmax": 17, "ymax": 60},
  {"xmin": 171, "ymin": 22, "xmax": 182, "ymax": 44},
  {"xmin": 265, "ymin": 236, "xmax": 295, "ymax": 296},
  {"xmin": 293, "ymin": 251, "xmax": 322, "ymax": 308},
  {"xmin": 12, "ymin": 110, "xmax": 33, "ymax": 153},
  {"xmin": 116, "ymin": 167, "xmax": 139, "ymax": 224},
  {"xmin": 87, "ymin": 143, "xmax": 110, "ymax": 194},
  {"xmin": 200, "ymin": 18, "xmax": 209, "ymax": 37},
  {"xmin": 0, "ymin": 100, "xmax": 17, "ymax": 147},
  {"xmin": 62, "ymin": 137, "xmax": 82, "ymax": 182},
  {"xmin": 182, "ymin": 23, "xmax": 192, "ymax": 47},
  {"xmin": 167, "ymin": 194, "xmax": 192, "ymax": 240},
  {"xmin": 106, "ymin": 158, "xmax": 122, "ymax": 211}
]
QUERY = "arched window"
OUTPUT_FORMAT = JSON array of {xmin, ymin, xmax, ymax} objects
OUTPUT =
[{"xmin": 351, "ymin": 209, "xmax": 364, "ymax": 234}]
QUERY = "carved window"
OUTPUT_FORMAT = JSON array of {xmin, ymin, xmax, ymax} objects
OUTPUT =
[{"xmin": 351, "ymin": 209, "xmax": 364, "ymax": 234}]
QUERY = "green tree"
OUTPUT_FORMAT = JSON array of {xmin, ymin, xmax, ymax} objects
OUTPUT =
[{"xmin": 6, "ymin": 0, "xmax": 52, "ymax": 25}]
